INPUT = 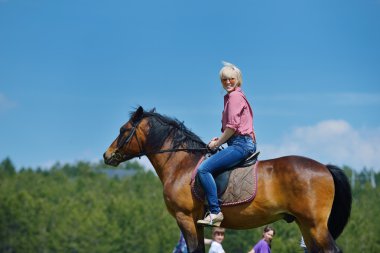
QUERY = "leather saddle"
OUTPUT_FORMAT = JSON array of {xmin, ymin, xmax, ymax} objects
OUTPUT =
[{"xmin": 213, "ymin": 151, "xmax": 260, "ymax": 196}]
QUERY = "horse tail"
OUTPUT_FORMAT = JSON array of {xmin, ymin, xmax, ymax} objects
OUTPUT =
[{"xmin": 326, "ymin": 164, "xmax": 352, "ymax": 239}]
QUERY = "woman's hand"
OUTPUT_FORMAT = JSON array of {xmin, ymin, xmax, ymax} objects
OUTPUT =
[
  {"xmin": 208, "ymin": 128, "xmax": 236, "ymax": 151},
  {"xmin": 208, "ymin": 137, "xmax": 219, "ymax": 150}
]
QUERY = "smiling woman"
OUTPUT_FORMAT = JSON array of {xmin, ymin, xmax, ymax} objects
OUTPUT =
[{"xmin": 196, "ymin": 62, "xmax": 256, "ymax": 227}]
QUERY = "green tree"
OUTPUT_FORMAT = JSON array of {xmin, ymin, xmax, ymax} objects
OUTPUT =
[
  {"xmin": 0, "ymin": 158, "xmax": 379, "ymax": 252},
  {"xmin": 0, "ymin": 157, "xmax": 16, "ymax": 176}
]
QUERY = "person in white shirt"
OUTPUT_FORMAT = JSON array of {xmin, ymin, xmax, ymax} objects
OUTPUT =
[{"xmin": 205, "ymin": 227, "xmax": 226, "ymax": 253}]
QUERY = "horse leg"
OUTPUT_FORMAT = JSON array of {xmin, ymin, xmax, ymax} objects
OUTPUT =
[
  {"xmin": 176, "ymin": 212, "xmax": 205, "ymax": 253},
  {"xmin": 299, "ymin": 223, "xmax": 341, "ymax": 253}
]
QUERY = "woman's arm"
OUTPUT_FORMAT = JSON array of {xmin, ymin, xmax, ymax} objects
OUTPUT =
[{"xmin": 208, "ymin": 127, "xmax": 235, "ymax": 149}]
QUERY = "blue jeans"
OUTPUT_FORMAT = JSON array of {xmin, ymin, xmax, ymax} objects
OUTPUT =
[{"xmin": 197, "ymin": 135, "xmax": 256, "ymax": 214}]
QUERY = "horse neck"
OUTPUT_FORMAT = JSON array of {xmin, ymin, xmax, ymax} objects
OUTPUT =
[
  {"xmin": 141, "ymin": 117, "xmax": 205, "ymax": 183},
  {"xmin": 146, "ymin": 148, "xmax": 203, "ymax": 184}
]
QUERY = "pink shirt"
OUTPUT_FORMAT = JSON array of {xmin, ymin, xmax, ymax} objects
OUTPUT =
[{"xmin": 222, "ymin": 87, "xmax": 256, "ymax": 142}]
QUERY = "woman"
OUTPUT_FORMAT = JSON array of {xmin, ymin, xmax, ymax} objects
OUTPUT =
[
  {"xmin": 248, "ymin": 226, "xmax": 276, "ymax": 253},
  {"xmin": 197, "ymin": 61, "xmax": 256, "ymax": 227}
]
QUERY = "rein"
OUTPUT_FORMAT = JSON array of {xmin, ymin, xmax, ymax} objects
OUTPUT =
[
  {"xmin": 134, "ymin": 147, "xmax": 209, "ymax": 158},
  {"xmin": 116, "ymin": 117, "xmax": 209, "ymax": 159}
]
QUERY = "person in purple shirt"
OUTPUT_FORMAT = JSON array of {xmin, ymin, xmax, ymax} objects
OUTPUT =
[
  {"xmin": 197, "ymin": 61, "xmax": 257, "ymax": 227},
  {"xmin": 248, "ymin": 226, "xmax": 276, "ymax": 253}
]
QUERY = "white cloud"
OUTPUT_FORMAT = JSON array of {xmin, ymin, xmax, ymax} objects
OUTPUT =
[
  {"xmin": 0, "ymin": 93, "xmax": 16, "ymax": 113},
  {"xmin": 260, "ymin": 120, "xmax": 380, "ymax": 171}
]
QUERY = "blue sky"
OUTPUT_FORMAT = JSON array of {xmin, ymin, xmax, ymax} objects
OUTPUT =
[{"xmin": 1, "ymin": 0, "xmax": 379, "ymax": 171}]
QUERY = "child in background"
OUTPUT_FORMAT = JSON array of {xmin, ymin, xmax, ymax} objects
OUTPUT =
[
  {"xmin": 205, "ymin": 227, "xmax": 226, "ymax": 253},
  {"xmin": 248, "ymin": 225, "xmax": 275, "ymax": 253}
]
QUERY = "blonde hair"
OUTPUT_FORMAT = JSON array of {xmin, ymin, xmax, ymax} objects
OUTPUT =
[{"xmin": 219, "ymin": 61, "xmax": 243, "ymax": 87}]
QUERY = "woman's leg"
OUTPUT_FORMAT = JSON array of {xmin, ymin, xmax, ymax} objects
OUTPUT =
[{"xmin": 197, "ymin": 145, "xmax": 246, "ymax": 214}]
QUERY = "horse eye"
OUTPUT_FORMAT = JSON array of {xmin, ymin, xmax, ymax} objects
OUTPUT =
[{"xmin": 120, "ymin": 127, "xmax": 131, "ymax": 135}]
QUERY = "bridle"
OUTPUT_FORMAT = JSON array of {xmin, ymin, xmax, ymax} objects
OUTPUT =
[{"xmin": 112, "ymin": 117, "xmax": 209, "ymax": 162}]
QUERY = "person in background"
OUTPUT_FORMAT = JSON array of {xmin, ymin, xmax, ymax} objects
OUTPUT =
[
  {"xmin": 205, "ymin": 227, "xmax": 226, "ymax": 253},
  {"xmin": 197, "ymin": 61, "xmax": 256, "ymax": 227},
  {"xmin": 300, "ymin": 236, "xmax": 308, "ymax": 253},
  {"xmin": 248, "ymin": 225, "xmax": 276, "ymax": 253},
  {"xmin": 172, "ymin": 231, "xmax": 188, "ymax": 253}
]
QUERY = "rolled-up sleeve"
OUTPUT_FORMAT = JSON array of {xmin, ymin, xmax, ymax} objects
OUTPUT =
[{"xmin": 223, "ymin": 93, "xmax": 245, "ymax": 131}]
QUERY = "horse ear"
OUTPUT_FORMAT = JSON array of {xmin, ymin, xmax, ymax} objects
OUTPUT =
[{"xmin": 131, "ymin": 106, "xmax": 144, "ymax": 123}]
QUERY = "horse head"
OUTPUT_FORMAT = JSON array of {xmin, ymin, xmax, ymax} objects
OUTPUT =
[
  {"xmin": 103, "ymin": 106, "xmax": 148, "ymax": 166},
  {"xmin": 104, "ymin": 106, "xmax": 207, "ymax": 167}
]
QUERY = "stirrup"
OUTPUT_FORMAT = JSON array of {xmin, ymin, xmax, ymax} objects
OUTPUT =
[{"xmin": 197, "ymin": 212, "xmax": 224, "ymax": 227}]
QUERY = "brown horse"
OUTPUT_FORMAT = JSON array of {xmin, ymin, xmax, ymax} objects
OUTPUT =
[{"xmin": 103, "ymin": 106, "xmax": 352, "ymax": 253}]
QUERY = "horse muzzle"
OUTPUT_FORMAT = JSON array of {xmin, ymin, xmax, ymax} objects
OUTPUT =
[{"xmin": 103, "ymin": 151, "xmax": 124, "ymax": 166}]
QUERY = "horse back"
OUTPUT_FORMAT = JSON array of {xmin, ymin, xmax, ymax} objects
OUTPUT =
[{"xmin": 255, "ymin": 155, "xmax": 335, "ymax": 212}]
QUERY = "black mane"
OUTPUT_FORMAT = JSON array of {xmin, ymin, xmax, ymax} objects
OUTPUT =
[{"xmin": 130, "ymin": 108, "xmax": 207, "ymax": 153}]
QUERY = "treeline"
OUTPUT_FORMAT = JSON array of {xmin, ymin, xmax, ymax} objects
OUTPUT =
[{"xmin": 0, "ymin": 157, "xmax": 379, "ymax": 252}]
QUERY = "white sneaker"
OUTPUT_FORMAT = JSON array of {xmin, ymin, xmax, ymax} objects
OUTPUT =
[{"xmin": 197, "ymin": 212, "xmax": 224, "ymax": 227}]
